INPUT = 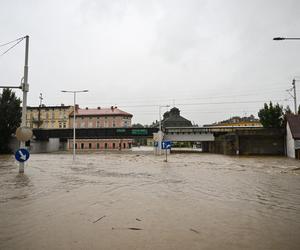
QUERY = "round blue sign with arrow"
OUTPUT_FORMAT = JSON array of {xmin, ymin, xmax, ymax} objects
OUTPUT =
[{"xmin": 15, "ymin": 148, "xmax": 30, "ymax": 162}]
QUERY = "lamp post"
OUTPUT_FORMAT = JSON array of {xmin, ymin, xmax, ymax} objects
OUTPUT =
[
  {"xmin": 61, "ymin": 90, "xmax": 88, "ymax": 161},
  {"xmin": 158, "ymin": 105, "xmax": 170, "ymax": 155},
  {"xmin": 273, "ymin": 36, "xmax": 299, "ymax": 113},
  {"xmin": 273, "ymin": 37, "xmax": 300, "ymax": 40}
]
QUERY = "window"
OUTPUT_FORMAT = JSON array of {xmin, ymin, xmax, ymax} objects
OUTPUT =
[
  {"xmin": 123, "ymin": 143, "xmax": 126, "ymax": 149},
  {"xmin": 105, "ymin": 143, "xmax": 108, "ymax": 149},
  {"xmin": 81, "ymin": 143, "xmax": 84, "ymax": 149},
  {"xmin": 89, "ymin": 143, "xmax": 92, "ymax": 149},
  {"xmin": 97, "ymin": 143, "xmax": 99, "ymax": 149},
  {"xmin": 113, "ymin": 143, "xmax": 115, "ymax": 149},
  {"xmin": 75, "ymin": 143, "xmax": 77, "ymax": 149}
]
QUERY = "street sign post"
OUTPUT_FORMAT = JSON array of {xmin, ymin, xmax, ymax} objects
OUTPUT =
[
  {"xmin": 15, "ymin": 148, "xmax": 30, "ymax": 162},
  {"xmin": 162, "ymin": 140, "xmax": 172, "ymax": 162}
]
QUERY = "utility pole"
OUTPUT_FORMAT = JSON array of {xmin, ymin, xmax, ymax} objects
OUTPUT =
[
  {"xmin": 38, "ymin": 93, "xmax": 43, "ymax": 128},
  {"xmin": 292, "ymin": 79, "xmax": 297, "ymax": 114},
  {"xmin": 19, "ymin": 35, "xmax": 29, "ymax": 174}
]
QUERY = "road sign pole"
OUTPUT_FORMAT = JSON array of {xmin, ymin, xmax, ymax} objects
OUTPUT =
[
  {"xmin": 165, "ymin": 148, "xmax": 167, "ymax": 162},
  {"xmin": 19, "ymin": 35, "xmax": 29, "ymax": 174}
]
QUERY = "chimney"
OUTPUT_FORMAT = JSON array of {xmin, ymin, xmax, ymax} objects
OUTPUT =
[
  {"xmin": 111, "ymin": 106, "xmax": 114, "ymax": 111},
  {"xmin": 85, "ymin": 107, "xmax": 88, "ymax": 110},
  {"xmin": 97, "ymin": 107, "xmax": 101, "ymax": 109},
  {"xmin": 75, "ymin": 104, "xmax": 79, "ymax": 111}
]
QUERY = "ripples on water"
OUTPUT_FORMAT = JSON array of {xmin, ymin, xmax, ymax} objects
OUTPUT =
[{"xmin": 0, "ymin": 152, "xmax": 300, "ymax": 250}]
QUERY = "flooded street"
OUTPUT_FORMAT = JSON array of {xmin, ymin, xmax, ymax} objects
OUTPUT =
[{"xmin": 1, "ymin": 151, "xmax": 300, "ymax": 250}]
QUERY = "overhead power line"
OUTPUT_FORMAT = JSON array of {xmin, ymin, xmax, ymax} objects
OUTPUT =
[
  {"xmin": 0, "ymin": 36, "xmax": 25, "ymax": 57},
  {"xmin": 0, "ymin": 36, "xmax": 25, "ymax": 47}
]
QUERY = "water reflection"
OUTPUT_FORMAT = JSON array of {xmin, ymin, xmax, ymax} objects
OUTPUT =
[{"xmin": 14, "ymin": 173, "xmax": 30, "ymax": 188}]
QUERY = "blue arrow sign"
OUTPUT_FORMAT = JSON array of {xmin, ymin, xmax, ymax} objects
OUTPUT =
[
  {"xmin": 162, "ymin": 141, "xmax": 172, "ymax": 149},
  {"xmin": 15, "ymin": 148, "xmax": 30, "ymax": 162}
]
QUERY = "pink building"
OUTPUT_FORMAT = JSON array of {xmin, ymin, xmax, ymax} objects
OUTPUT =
[{"xmin": 68, "ymin": 106, "xmax": 133, "ymax": 150}]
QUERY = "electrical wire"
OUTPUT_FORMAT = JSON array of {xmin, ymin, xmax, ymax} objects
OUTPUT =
[
  {"xmin": 0, "ymin": 37, "xmax": 25, "ymax": 57},
  {"xmin": 0, "ymin": 36, "xmax": 25, "ymax": 47}
]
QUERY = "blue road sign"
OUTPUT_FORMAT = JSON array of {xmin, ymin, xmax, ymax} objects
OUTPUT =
[
  {"xmin": 15, "ymin": 148, "xmax": 30, "ymax": 162},
  {"xmin": 162, "ymin": 141, "xmax": 172, "ymax": 149}
]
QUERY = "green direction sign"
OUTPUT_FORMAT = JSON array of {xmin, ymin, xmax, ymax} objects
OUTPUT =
[
  {"xmin": 131, "ymin": 129, "xmax": 148, "ymax": 135},
  {"xmin": 116, "ymin": 129, "xmax": 126, "ymax": 133}
]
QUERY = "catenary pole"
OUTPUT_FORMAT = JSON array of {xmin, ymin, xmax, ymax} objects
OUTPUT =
[
  {"xmin": 292, "ymin": 79, "xmax": 297, "ymax": 114},
  {"xmin": 19, "ymin": 35, "xmax": 29, "ymax": 173}
]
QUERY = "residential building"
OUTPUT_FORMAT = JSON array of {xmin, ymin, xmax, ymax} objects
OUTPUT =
[
  {"xmin": 26, "ymin": 104, "xmax": 73, "ymax": 129},
  {"xmin": 204, "ymin": 115, "xmax": 262, "ymax": 128},
  {"xmin": 68, "ymin": 106, "xmax": 133, "ymax": 150},
  {"xmin": 286, "ymin": 115, "xmax": 300, "ymax": 160}
]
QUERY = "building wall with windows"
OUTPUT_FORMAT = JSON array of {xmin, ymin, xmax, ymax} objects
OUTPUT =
[
  {"xmin": 26, "ymin": 105, "xmax": 73, "ymax": 129},
  {"xmin": 69, "ymin": 139, "xmax": 132, "ymax": 150},
  {"xmin": 69, "ymin": 107, "xmax": 132, "ymax": 128},
  {"xmin": 68, "ymin": 106, "xmax": 133, "ymax": 150}
]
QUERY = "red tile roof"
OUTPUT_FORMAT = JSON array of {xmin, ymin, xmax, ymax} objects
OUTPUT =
[
  {"xmin": 71, "ymin": 107, "xmax": 133, "ymax": 117},
  {"xmin": 287, "ymin": 115, "xmax": 300, "ymax": 139}
]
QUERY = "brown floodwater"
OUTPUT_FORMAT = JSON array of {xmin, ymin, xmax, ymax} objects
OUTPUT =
[{"xmin": 0, "ymin": 151, "xmax": 300, "ymax": 250}]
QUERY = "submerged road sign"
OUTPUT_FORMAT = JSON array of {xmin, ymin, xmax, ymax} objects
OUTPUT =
[
  {"xmin": 162, "ymin": 141, "xmax": 172, "ymax": 149},
  {"xmin": 15, "ymin": 148, "xmax": 30, "ymax": 162}
]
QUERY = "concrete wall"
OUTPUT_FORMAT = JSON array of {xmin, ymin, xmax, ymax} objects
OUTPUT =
[
  {"xmin": 206, "ymin": 129, "xmax": 285, "ymax": 156},
  {"xmin": 8, "ymin": 137, "xmax": 19, "ymax": 152},
  {"xmin": 239, "ymin": 135, "xmax": 284, "ymax": 155},
  {"xmin": 29, "ymin": 138, "xmax": 61, "ymax": 153},
  {"xmin": 164, "ymin": 133, "xmax": 214, "ymax": 142}
]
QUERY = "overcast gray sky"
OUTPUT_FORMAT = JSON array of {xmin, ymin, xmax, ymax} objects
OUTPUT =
[{"xmin": 0, "ymin": 0, "xmax": 299, "ymax": 125}]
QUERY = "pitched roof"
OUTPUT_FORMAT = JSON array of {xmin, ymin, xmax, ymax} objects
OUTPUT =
[
  {"xmin": 163, "ymin": 115, "xmax": 193, "ymax": 127},
  {"xmin": 71, "ymin": 107, "xmax": 133, "ymax": 117},
  {"xmin": 287, "ymin": 115, "xmax": 300, "ymax": 139}
]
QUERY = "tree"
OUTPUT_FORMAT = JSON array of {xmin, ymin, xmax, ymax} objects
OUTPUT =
[
  {"xmin": 258, "ymin": 102, "xmax": 283, "ymax": 128},
  {"xmin": 0, "ymin": 89, "xmax": 22, "ymax": 153},
  {"xmin": 132, "ymin": 123, "xmax": 144, "ymax": 128}
]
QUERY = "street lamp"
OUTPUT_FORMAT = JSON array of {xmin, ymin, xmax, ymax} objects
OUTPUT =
[
  {"xmin": 158, "ymin": 105, "xmax": 170, "ymax": 155},
  {"xmin": 61, "ymin": 90, "xmax": 88, "ymax": 161},
  {"xmin": 273, "ymin": 36, "xmax": 299, "ymax": 113},
  {"xmin": 273, "ymin": 37, "xmax": 300, "ymax": 40}
]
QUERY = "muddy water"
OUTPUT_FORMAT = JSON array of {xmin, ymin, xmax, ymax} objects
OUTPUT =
[{"xmin": 0, "ymin": 152, "xmax": 300, "ymax": 250}]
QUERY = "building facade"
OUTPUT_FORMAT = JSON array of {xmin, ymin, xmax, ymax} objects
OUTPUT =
[
  {"xmin": 204, "ymin": 115, "xmax": 262, "ymax": 128},
  {"xmin": 68, "ymin": 106, "xmax": 133, "ymax": 150},
  {"xmin": 286, "ymin": 115, "xmax": 300, "ymax": 160},
  {"xmin": 26, "ymin": 104, "xmax": 73, "ymax": 129},
  {"xmin": 69, "ymin": 106, "xmax": 132, "ymax": 128}
]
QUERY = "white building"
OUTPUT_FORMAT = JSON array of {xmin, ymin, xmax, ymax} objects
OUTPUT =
[{"xmin": 286, "ymin": 115, "xmax": 300, "ymax": 160}]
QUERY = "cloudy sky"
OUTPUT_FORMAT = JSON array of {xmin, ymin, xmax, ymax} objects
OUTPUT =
[{"xmin": 0, "ymin": 0, "xmax": 299, "ymax": 125}]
